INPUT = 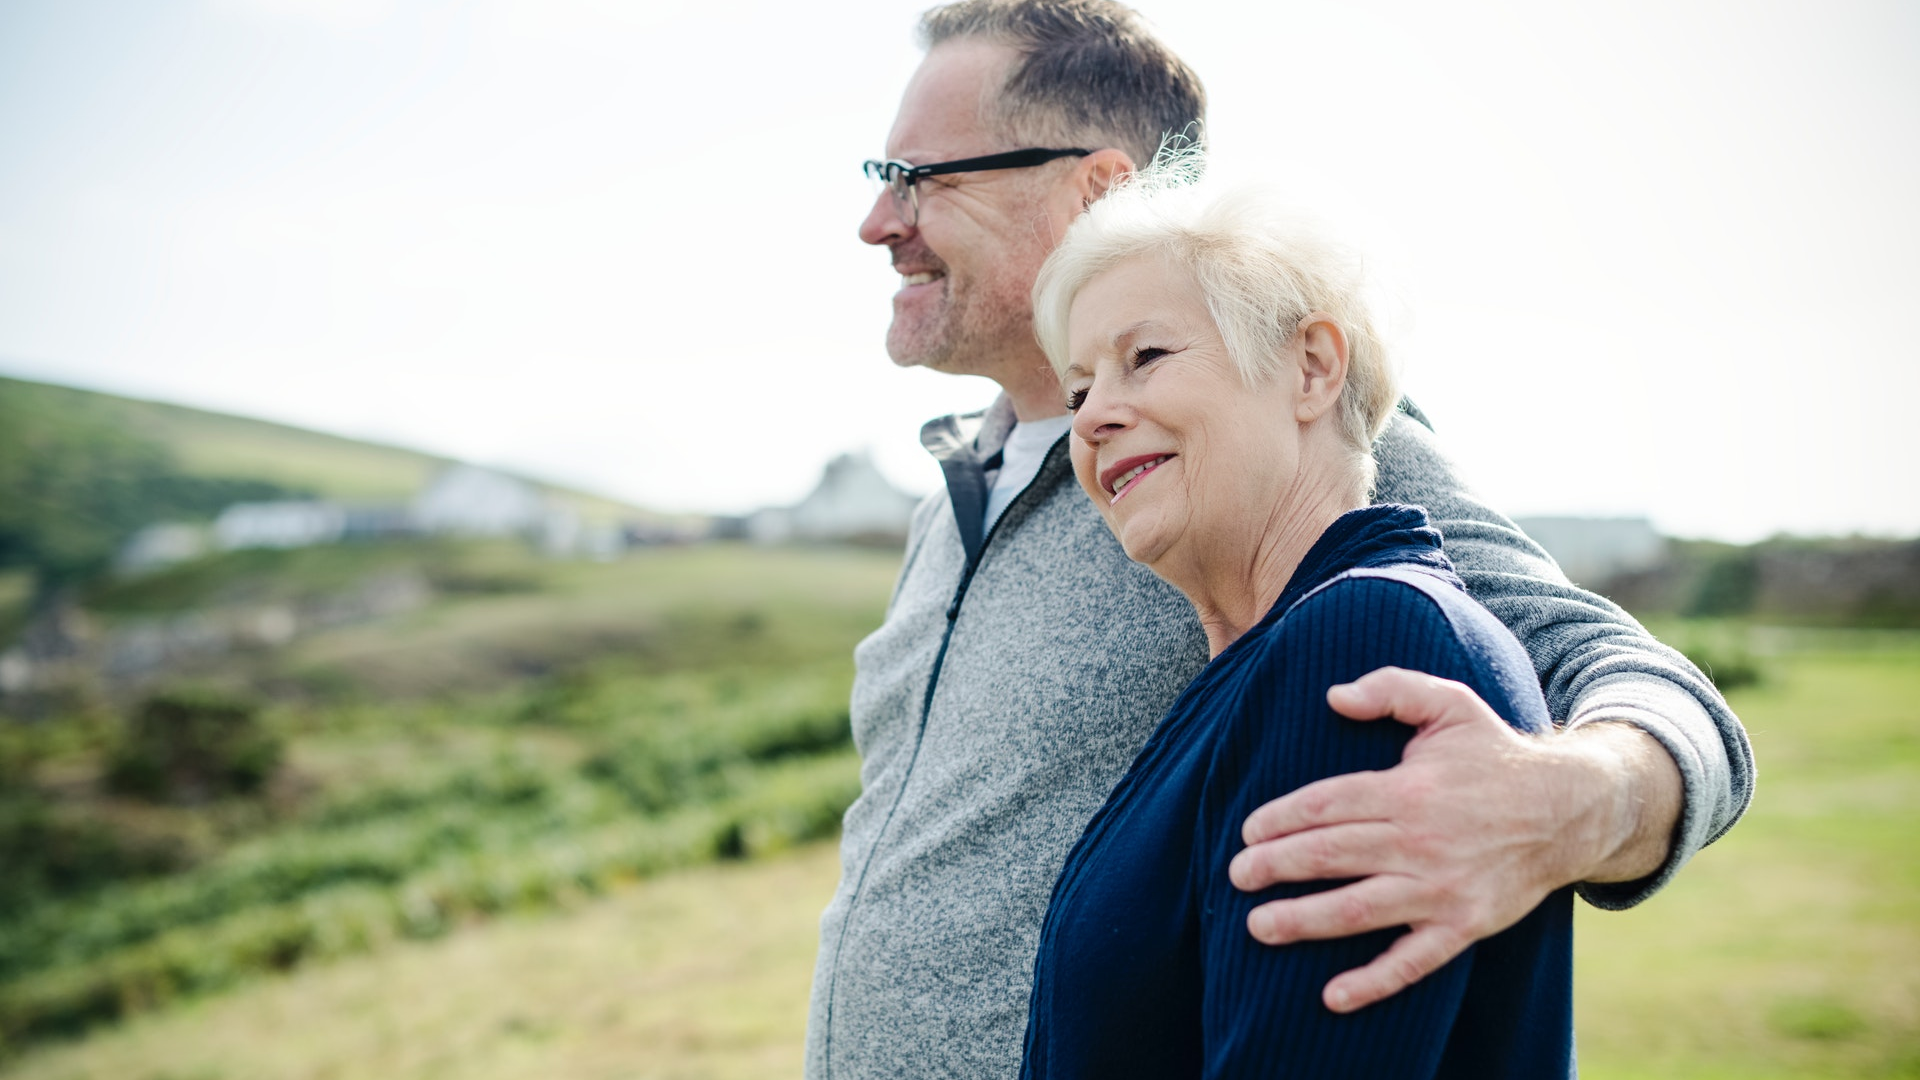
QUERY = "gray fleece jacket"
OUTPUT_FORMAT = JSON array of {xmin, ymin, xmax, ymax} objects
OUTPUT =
[{"xmin": 803, "ymin": 398, "xmax": 1753, "ymax": 1080}]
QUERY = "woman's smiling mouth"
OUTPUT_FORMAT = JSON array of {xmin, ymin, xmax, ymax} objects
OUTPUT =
[{"xmin": 1102, "ymin": 454, "xmax": 1175, "ymax": 505}]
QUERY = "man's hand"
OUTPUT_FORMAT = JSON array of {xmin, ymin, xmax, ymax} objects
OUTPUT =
[{"xmin": 1227, "ymin": 666, "xmax": 1682, "ymax": 1013}]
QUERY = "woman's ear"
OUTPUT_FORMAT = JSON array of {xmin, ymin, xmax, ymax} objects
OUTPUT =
[{"xmin": 1293, "ymin": 313, "xmax": 1349, "ymax": 424}]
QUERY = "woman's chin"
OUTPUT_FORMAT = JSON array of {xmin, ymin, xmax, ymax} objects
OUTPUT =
[{"xmin": 1115, "ymin": 521, "xmax": 1175, "ymax": 570}]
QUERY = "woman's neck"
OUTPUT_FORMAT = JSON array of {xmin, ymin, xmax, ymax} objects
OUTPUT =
[{"xmin": 1173, "ymin": 473, "xmax": 1363, "ymax": 658}]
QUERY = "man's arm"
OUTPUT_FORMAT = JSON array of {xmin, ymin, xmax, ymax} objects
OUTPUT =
[
  {"xmin": 1228, "ymin": 412, "xmax": 1754, "ymax": 1012},
  {"xmin": 1232, "ymin": 668, "xmax": 1682, "ymax": 1013},
  {"xmin": 1372, "ymin": 412, "xmax": 1752, "ymax": 895}
]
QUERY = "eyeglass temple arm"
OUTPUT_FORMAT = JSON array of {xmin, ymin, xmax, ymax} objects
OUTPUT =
[{"xmin": 905, "ymin": 147, "xmax": 1092, "ymax": 180}]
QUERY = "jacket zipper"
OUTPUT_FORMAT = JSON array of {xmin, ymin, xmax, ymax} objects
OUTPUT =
[{"xmin": 820, "ymin": 435, "xmax": 1069, "ymax": 1076}]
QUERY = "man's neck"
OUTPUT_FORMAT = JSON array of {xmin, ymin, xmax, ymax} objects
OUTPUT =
[{"xmin": 996, "ymin": 355, "xmax": 1071, "ymax": 423}]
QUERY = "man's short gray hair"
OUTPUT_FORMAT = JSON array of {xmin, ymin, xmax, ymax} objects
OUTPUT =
[
  {"xmin": 917, "ymin": 0, "xmax": 1206, "ymax": 168},
  {"xmin": 1032, "ymin": 161, "xmax": 1401, "ymax": 493}
]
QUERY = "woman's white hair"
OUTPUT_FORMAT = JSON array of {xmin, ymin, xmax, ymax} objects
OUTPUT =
[{"xmin": 1032, "ymin": 153, "xmax": 1400, "ymax": 493}]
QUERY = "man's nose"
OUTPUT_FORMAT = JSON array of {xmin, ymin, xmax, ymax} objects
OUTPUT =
[{"xmin": 859, "ymin": 189, "xmax": 911, "ymax": 247}]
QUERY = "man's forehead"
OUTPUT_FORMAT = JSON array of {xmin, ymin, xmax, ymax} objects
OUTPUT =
[{"xmin": 885, "ymin": 38, "xmax": 1015, "ymax": 160}]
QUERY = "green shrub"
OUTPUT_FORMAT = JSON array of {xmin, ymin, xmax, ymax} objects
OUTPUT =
[
  {"xmin": 565, "ymin": 664, "xmax": 852, "ymax": 813},
  {"xmin": 1685, "ymin": 646, "xmax": 1764, "ymax": 691},
  {"xmin": 578, "ymin": 704, "xmax": 852, "ymax": 815},
  {"xmin": 736, "ymin": 707, "xmax": 851, "ymax": 761},
  {"xmin": 104, "ymin": 687, "xmax": 283, "ymax": 804},
  {"xmin": 1671, "ymin": 626, "xmax": 1767, "ymax": 691},
  {"xmin": 0, "ymin": 798, "xmax": 198, "ymax": 916},
  {"xmin": 0, "ymin": 767, "xmax": 617, "ymax": 981},
  {"xmin": 0, "ymin": 749, "xmax": 861, "ymax": 1051},
  {"xmin": 1685, "ymin": 549, "xmax": 1760, "ymax": 617},
  {"xmin": 0, "ymin": 729, "xmax": 35, "ymax": 796}
]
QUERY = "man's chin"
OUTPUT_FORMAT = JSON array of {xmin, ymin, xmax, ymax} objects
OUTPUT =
[{"xmin": 885, "ymin": 327, "xmax": 958, "ymax": 372}]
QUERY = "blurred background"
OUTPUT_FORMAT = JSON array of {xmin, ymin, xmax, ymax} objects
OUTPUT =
[{"xmin": 0, "ymin": 1, "xmax": 1915, "ymax": 1077}]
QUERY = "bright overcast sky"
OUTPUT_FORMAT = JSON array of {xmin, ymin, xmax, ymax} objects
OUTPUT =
[{"xmin": 1, "ymin": 0, "xmax": 1915, "ymax": 541}]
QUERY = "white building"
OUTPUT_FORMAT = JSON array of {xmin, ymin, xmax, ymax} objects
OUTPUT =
[
  {"xmin": 115, "ymin": 522, "xmax": 211, "ymax": 575},
  {"xmin": 411, "ymin": 464, "xmax": 550, "ymax": 537},
  {"xmin": 751, "ymin": 452, "xmax": 921, "ymax": 544},
  {"xmin": 1514, "ymin": 516, "xmax": 1667, "ymax": 586},
  {"xmin": 115, "ymin": 465, "xmax": 627, "ymax": 569},
  {"xmin": 215, "ymin": 501, "xmax": 347, "ymax": 550}
]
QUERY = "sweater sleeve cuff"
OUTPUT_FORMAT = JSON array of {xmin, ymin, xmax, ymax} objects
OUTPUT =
[{"xmin": 1564, "ymin": 677, "xmax": 1727, "ymax": 911}]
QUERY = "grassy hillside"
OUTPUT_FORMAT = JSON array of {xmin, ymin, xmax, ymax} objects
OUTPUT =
[
  {"xmin": 0, "ymin": 372, "xmax": 674, "ymax": 641},
  {"xmin": 0, "ymin": 373, "xmax": 657, "ymax": 521},
  {"xmin": 0, "ymin": 375, "xmax": 448, "ymax": 503},
  {"xmin": 5, "ymin": 629, "xmax": 1915, "ymax": 1079}
]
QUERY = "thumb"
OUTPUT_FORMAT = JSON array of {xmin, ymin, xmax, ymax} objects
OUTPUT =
[{"xmin": 1326, "ymin": 666, "xmax": 1485, "ymax": 733}]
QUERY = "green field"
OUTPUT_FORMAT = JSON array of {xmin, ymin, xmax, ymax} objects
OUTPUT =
[
  {"xmin": 1, "ymin": 843, "xmax": 845, "ymax": 1080},
  {"xmin": 0, "ymin": 545, "xmax": 900, "ymax": 1063},
  {"xmin": 2, "ymin": 548, "xmax": 1916, "ymax": 1077},
  {"xmin": 1574, "ymin": 635, "xmax": 1920, "ymax": 1078}
]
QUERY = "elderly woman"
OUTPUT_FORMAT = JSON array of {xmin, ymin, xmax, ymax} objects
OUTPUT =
[{"xmin": 1016, "ymin": 175, "xmax": 1575, "ymax": 1079}]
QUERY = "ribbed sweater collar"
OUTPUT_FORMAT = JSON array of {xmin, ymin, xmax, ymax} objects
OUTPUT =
[{"xmin": 1255, "ymin": 504, "xmax": 1456, "ymax": 636}]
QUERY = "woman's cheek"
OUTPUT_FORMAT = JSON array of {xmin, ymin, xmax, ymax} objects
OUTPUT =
[{"xmin": 1070, "ymin": 440, "xmax": 1104, "ymax": 506}]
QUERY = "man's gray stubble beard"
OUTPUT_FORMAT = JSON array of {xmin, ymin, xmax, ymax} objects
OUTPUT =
[{"xmin": 887, "ymin": 276, "xmax": 1036, "ymax": 380}]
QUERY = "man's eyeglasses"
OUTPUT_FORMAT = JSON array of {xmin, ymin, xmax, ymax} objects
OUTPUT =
[{"xmin": 863, "ymin": 147, "xmax": 1091, "ymax": 226}]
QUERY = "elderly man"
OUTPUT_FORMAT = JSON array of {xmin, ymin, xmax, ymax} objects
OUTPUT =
[{"xmin": 805, "ymin": 2, "xmax": 1753, "ymax": 1077}]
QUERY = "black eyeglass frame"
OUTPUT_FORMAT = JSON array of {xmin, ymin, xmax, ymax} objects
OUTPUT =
[{"xmin": 863, "ymin": 147, "xmax": 1092, "ymax": 224}]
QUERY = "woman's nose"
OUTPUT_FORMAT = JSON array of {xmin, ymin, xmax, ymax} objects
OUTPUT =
[{"xmin": 1071, "ymin": 379, "xmax": 1132, "ymax": 444}]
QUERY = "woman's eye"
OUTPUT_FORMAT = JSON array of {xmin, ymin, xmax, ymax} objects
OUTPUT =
[
  {"xmin": 1131, "ymin": 346, "xmax": 1168, "ymax": 368},
  {"xmin": 1065, "ymin": 388, "xmax": 1089, "ymax": 412}
]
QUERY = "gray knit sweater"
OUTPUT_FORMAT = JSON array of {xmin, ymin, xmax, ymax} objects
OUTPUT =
[{"xmin": 803, "ymin": 399, "xmax": 1753, "ymax": 1080}]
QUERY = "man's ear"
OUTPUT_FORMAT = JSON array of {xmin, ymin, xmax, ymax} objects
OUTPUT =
[
  {"xmin": 1081, "ymin": 148, "xmax": 1134, "ymax": 204},
  {"xmin": 1293, "ymin": 313, "xmax": 1350, "ymax": 424},
  {"xmin": 1044, "ymin": 148, "xmax": 1134, "ymax": 242}
]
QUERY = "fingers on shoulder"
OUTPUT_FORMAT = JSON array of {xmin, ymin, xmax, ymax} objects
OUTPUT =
[
  {"xmin": 1231, "ymin": 820, "xmax": 1404, "ymax": 888},
  {"xmin": 1240, "ymin": 772, "xmax": 1381, "ymax": 845},
  {"xmin": 1245, "ymin": 875, "xmax": 1433, "ymax": 945},
  {"xmin": 1323, "ymin": 923, "xmax": 1470, "ymax": 1013},
  {"xmin": 1345, "ymin": 666, "xmax": 1505, "ymax": 734}
]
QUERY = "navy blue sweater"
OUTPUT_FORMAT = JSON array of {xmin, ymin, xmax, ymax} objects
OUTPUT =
[{"xmin": 1019, "ymin": 506, "xmax": 1575, "ymax": 1079}]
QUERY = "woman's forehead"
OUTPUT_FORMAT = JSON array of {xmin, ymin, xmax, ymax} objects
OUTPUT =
[{"xmin": 1069, "ymin": 259, "xmax": 1207, "ymax": 341}]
